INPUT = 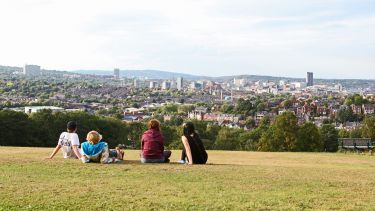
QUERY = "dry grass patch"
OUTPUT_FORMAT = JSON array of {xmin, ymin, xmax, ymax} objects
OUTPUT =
[{"xmin": 1, "ymin": 147, "xmax": 375, "ymax": 210}]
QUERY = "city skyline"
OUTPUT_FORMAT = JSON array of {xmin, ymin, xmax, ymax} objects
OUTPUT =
[{"xmin": 0, "ymin": 0, "xmax": 374, "ymax": 79}]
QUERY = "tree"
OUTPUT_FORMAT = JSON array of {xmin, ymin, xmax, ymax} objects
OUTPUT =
[
  {"xmin": 235, "ymin": 98, "xmax": 253, "ymax": 115},
  {"xmin": 257, "ymin": 126, "xmax": 281, "ymax": 151},
  {"xmin": 336, "ymin": 106, "xmax": 353, "ymax": 123},
  {"xmin": 273, "ymin": 111, "xmax": 299, "ymax": 151},
  {"xmin": 0, "ymin": 110, "xmax": 33, "ymax": 146},
  {"xmin": 349, "ymin": 128, "xmax": 362, "ymax": 138},
  {"xmin": 320, "ymin": 124, "xmax": 338, "ymax": 152},
  {"xmin": 338, "ymin": 129, "xmax": 350, "ymax": 138},
  {"xmin": 159, "ymin": 104, "xmax": 178, "ymax": 114},
  {"xmin": 214, "ymin": 128, "xmax": 240, "ymax": 150},
  {"xmin": 245, "ymin": 118, "xmax": 256, "ymax": 128},
  {"xmin": 353, "ymin": 95, "xmax": 364, "ymax": 106},
  {"xmin": 362, "ymin": 117, "xmax": 375, "ymax": 141},
  {"xmin": 296, "ymin": 122, "xmax": 323, "ymax": 151}
]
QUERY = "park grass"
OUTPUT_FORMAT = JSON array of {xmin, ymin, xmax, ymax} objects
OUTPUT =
[{"xmin": 1, "ymin": 148, "xmax": 375, "ymax": 210}]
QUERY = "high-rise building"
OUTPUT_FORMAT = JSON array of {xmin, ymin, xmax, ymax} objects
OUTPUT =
[
  {"xmin": 114, "ymin": 68, "xmax": 120, "ymax": 79},
  {"xmin": 23, "ymin": 64, "xmax": 41, "ymax": 76},
  {"xmin": 233, "ymin": 78, "xmax": 246, "ymax": 87},
  {"xmin": 161, "ymin": 81, "xmax": 171, "ymax": 90},
  {"xmin": 306, "ymin": 72, "xmax": 313, "ymax": 87},
  {"xmin": 149, "ymin": 81, "xmax": 158, "ymax": 89},
  {"xmin": 134, "ymin": 79, "xmax": 138, "ymax": 88},
  {"xmin": 176, "ymin": 77, "xmax": 183, "ymax": 90},
  {"xmin": 190, "ymin": 81, "xmax": 203, "ymax": 90}
]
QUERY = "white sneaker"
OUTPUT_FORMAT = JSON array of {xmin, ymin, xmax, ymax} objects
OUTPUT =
[
  {"xmin": 177, "ymin": 160, "xmax": 185, "ymax": 164},
  {"xmin": 102, "ymin": 157, "xmax": 113, "ymax": 164},
  {"xmin": 114, "ymin": 158, "xmax": 122, "ymax": 163}
]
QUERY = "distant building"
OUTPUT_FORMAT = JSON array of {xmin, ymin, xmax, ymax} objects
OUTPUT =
[
  {"xmin": 23, "ymin": 64, "xmax": 41, "ymax": 76},
  {"xmin": 161, "ymin": 81, "xmax": 171, "ymax": 90},
  {"xmin": 306, "ymin": 72, "xmax": 313, "ymax": 87},
  {"xmin": 114, "ymin": 68, "xmax": 120, "ymax": 79},
  {"xmin": 177, "ymin": 77, "xmax": 183, "ymax": 90},
  {"xmin": 233, "ymin": 78, "xmax": 245, "ymax": 87},
  {"xmin": 362, "ymin": 104, "xmax": 374, "ymax": 115},
  {"xmin": 190, "ymin": 81, "xmax": 203, "ymax": 90},
  {"xmin": 133, "ymin": 79, "xmax": 147, "ymax": 88},
  {"xmin": 25, "ymin": 106, "xmax": 64, "ymax": 114},
  {"xmin": 149, "ymin": 81, "xmax": 158, "ymax": 89}
]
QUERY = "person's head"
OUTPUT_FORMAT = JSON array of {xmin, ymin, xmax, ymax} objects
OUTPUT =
[
  {"xmin": 148, "ymin": 119, "xmax": 160, "ymax": 131},
  {"xmin": 86, "ymin": 131, "xmax": 102, "ymax": 145},
  {"xmin": 183, "ymin": 122, "xmax": 195, "ymax": 137},
  {"xmin": 66, "ymin": 121, "xmax": 77, "ymax": 133}
]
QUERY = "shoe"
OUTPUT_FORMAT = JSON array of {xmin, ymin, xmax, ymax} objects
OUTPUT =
[
  {"xmin": 101, "ymin": 157, "xmax": 113, "ymax": 164},
  {"xmin": 81, "ymin": 156, "xmax": 89, "ymax": 163},
  {"xmin": 177, "ymin": 160, "xmax": 185, "ymax": 164},
  {"xmin": 114, "ymin": 158, "xmax": 122, "ymax": 163}
]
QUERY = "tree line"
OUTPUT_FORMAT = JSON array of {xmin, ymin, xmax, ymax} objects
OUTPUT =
[{"xmin": 0, "ymin": 109, "xmax": 374, "ymax": 152}]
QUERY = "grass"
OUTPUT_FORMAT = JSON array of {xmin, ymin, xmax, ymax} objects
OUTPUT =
[{"xmin": 1, "ymin": 147, "xmax": 375, "ymax": 210}]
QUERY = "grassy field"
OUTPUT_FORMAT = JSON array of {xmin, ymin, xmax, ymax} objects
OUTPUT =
[{"xmin": 1, "ymin": 147, "xmax": 375, "ymax": 210}]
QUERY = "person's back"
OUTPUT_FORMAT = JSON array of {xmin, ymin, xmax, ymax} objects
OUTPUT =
[
  {"xmin": 47, "ymin": 121, "xmax": 81, "ymax": 160},
  {"xmin": 185, "ymin": 134, "xmax": 207, "ymax": 164},
  {"xmin": 180, "ymin": 122, "xmax": 208, "ymax": 165},
  {"xmin": 141, "ymin": 129, "xmax": 164, "ymax": 159},
  {"xmin": 59, "ymin": 131, "xmax": 80, "ymax": 158},
  {"xmin": 140, "ymin": 119, "xmax": 171, "ymax": 163}
]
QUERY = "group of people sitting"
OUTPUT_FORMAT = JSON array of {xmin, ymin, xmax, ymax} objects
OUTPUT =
[{"xmin": 47, "ymin": 119, "xmax": 208, "ymax": 165}]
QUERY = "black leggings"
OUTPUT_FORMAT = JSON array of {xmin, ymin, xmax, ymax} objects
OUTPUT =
[{"xmin": 180, "ymin": 149, "xmax": 186, "ymax": 160}]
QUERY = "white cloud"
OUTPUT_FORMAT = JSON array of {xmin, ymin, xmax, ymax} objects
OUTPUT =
[{"xmin": 0, "ymin": 0, "xmax": 374, "ymax": 78}]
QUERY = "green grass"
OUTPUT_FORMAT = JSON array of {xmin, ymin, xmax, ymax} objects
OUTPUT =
[{"xmin": 1, "ymin": 147, "xmax": 375, "ymax": 210}]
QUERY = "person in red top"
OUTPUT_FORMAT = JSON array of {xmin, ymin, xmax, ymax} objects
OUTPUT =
[{"xmin": 140, "ymin": 119, "xmax": 171, "ymax": 163}]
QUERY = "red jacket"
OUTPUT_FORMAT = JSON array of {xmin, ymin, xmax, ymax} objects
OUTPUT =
[{"xmin": 141, "ymin": 129, "xmax": 164, "ymax": 159}]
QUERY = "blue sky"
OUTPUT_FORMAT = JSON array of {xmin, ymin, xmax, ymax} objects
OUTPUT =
[{"xmin": 0, "ymin": 0, "xmax": 374, "ymax": 79}]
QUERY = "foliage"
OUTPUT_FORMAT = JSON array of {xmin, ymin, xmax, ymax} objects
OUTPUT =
[
  {"xmin": 272, "ymin": 111, "xmax": 299, "ymax": 151},
  {"xmin": 0, "ymin": 110, "xmax": 34, "ymax": 146},
  {"xmin": 1, "ymin": 109, "xmax": 370, "ymax": 152},
  {"xmin": 214, "ymin": 128, "xmax": 241, "ymax": 150},
  {"xmin": 296, "ymin": 122, "xmax": 323, "ymax": 151},
  {"xmin": 335, "ymin": 106, "xmax": 354, "ymax": 123},
  {"xmin": 362, "ymin": 117, "xmax": 375, "ymax": 140},
  {"xmin": 320, "ymin": 124, "xmax": 339, "ymax": 152}
]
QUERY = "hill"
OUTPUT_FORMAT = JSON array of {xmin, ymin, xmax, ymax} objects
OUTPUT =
[
  {"xmin": 73, "ymin": 69, "xmax": 309, "ymax": 81},
  {"xmin": 1, "ymin": 147, "xmax": 375, "ymax": 210},
  {"xmin": 73, "ymin": 69, "xmax": 208, "ymax": 80}
]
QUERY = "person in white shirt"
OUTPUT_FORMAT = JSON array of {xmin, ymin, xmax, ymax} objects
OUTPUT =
[{"xmin": 47, "ymin": 121, "xmax": 81, "ymax": 159}]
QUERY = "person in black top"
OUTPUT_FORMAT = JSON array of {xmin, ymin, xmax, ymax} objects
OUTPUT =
[{"xmin": 181, "ymin": 122, "xmax": 208, "ymax": 165}]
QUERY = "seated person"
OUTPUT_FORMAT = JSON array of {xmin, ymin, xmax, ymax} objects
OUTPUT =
[
  {"xmin": 181, "ymin": 122, "xmax": 208, "ymax": 165},
  {"xmin": 80, "ymin": 131, "xmax": 123, "ymax": 164},
  {"xmin": 140, "ymin": 119, "xmax": 171, "ymax": 163},
  {"xmin": 47, "ymin": 121, "xmax": 81, "ymax": 159}
]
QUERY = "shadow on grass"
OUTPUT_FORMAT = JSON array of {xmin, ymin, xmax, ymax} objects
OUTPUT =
[
  {"xmin": 120, "ymin": 159, "xmax": 188, "ymax": 165},
  {"xmin": 118, "ymin": 159, "xmax": 244, "ymax": 166}
]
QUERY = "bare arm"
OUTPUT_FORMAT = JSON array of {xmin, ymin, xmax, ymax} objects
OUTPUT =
[
  {"xmin": 47, "ymin": 145, "xmax": 61, "ymax": 159},
  {"xmin": 181, "ymin": 136, "xmax": 193, "ymax": 165},
  {"xmin": 72, "ymin": 145, "xmax": 81, "ymax": 159}
]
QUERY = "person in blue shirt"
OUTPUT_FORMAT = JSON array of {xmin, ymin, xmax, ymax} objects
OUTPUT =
[{"xmin": 80, "ymin": 131, "xmax": 123, "ymax": 164}]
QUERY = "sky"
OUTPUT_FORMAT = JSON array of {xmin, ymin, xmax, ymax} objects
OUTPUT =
[{"xmin": 0, "ymin": 0, "xmax": 374, "ymax": 79}]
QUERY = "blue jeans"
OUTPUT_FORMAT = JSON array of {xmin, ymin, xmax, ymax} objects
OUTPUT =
[
  {"xmin": 141, "ymin": 150, "xmax": 171, "ymax": 163},
  {"xmin": 109, "ymin": 149, "xmax": 117, "ymax": 158}
]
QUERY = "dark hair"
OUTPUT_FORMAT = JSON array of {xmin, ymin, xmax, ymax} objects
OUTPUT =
[
  {"xmin": 67, "ymin": 121, "xmax": 77, "ymax": 132},
  {"xmin": 183, "ymin": 122, "xmax": 195, "ymax": 137}
]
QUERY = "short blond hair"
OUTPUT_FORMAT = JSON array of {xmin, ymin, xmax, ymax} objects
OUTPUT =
[{"xmin": 86, "ymin": 131, "xmax": 102, "ymax": 144}]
